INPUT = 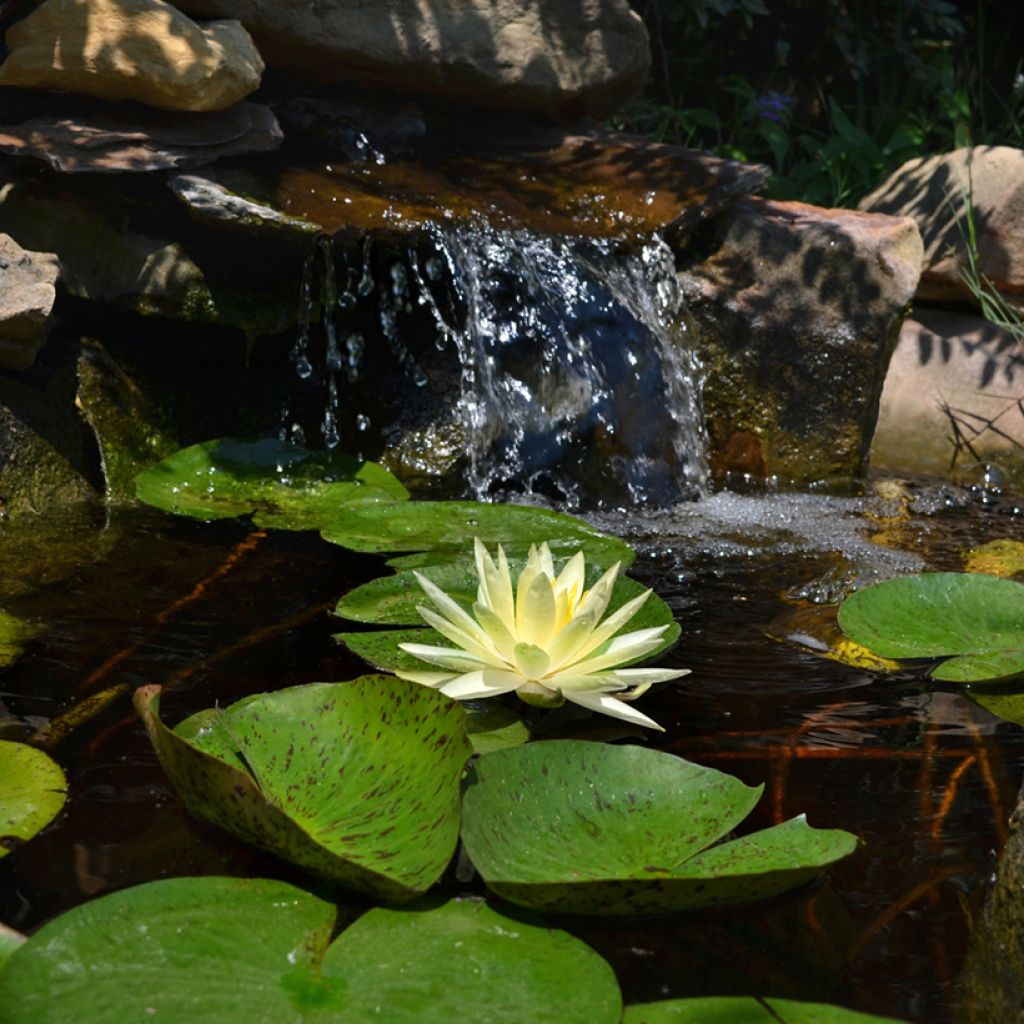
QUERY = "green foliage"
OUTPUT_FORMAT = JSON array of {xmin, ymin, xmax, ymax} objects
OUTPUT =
[
  {"xmin": 460, "ymin": 740, "xmax": 858, "ymax": 915},
  {"xmin": 838, "ymin": 572, "xmax": 1024, "ymax": 682},
  {"xmin": 629, "ymin": 0, "xmax": 1024, "ymax": 207},
  {"xmin": 0, "ymin": 740, "xmax": 67, "ymax": 859}
]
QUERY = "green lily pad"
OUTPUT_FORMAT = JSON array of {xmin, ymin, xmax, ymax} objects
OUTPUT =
[
  {"xmin": 838, "ymin": 572, "xmax": 1024, "ymax": 682},
  {"xmin": 964, "ymin": 539, "xmax": 1024, "ymax": 579},
  {"xmin": 0, "ymin": 879, "xmax": 621, "ymax": 1024},
  {"xmin": 134, "ymin": 438, "xmax": 408, "ymax": 527},
  {"xmin": 0, "ymin": 740, "xmax": 67, "ymax": 859},
  {"xmin": 623, "ymin": 996, "xmax": 907, "ymax": 1023},
  {"xmin": 321, "ymin": 898, "xmax": 622, "ymax": 1023},
  {"xmin": 460, "ymin": 741, "xmax": 857, "ymax": 915},
  {"xmin": 463, "ymin": 701, "xmax": 531, "ymax": 755},
  {"xmin": 0, "ymin": 923, "xmax": 25, "ymax": 971},
  {"xmin": 965, "ymin": 684, "xmax": 1024, "ymax": 727},
  {"xmin": 0, "ymin": 610, "xmax": 39, "ymax": 670},
  {"xmin": 319, "ymin": 500, "xmax": 635, "ymax": 566},
  {"xmin": 135, "ymin": 677, "xmax": 472, "ymax": 901}
]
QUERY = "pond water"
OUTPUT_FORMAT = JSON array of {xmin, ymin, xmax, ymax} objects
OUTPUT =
[{"xmin": 1, "ymin": 483, "xmax": 1021, "ymax": 1023}]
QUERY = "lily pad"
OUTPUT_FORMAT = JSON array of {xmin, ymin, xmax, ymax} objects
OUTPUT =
[
  {"xmin": 319, "ymin": 500, "xmax": 635, "ymax": 567},
  {"xmin": 623, "ymin": 997, "xmax": 907, "ymax": 1023},
  {"xmin": 838, "ymin": 572, "xmax": 1024, "ymax": 682},
  {"xmin": 321, "ymin": 898, "xmax": 622, "ymax": 1023},
  {"xmin": 134, "ymin": 437, "xmax": 408, "ymax": 527},
  {"xmin": 0, "ymin": 878, "xmax": 621, "ymax": 1024},
  {"xmin": 0, "ymin": 610, "xmax": 39, "ymax": 670},
  {"xmin": 460, "ymin": 740, "xmax": 857, "ymax": 915},
  {"xmin": 0, "ymin": 923, "xmax": 25, "ymax": 971},
  {"xmin": 135, "ymin": 677, "xmax": 472, "ymax": 901},
  {"xmin": 964, "ymin": 684, "xmax": 1024, "ymax": 727},
  {"xmin": 0, "ymin": 740, "xmax": 67, "ymax": 859}
]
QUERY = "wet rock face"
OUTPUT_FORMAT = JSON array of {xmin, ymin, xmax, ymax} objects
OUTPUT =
[
  {"xmin": 166, "ymin": 0, "xmax": 650, "ymax": 120},
  {"xmin": 0, "ymin": 0, "xmax": 264, "ymax": 112},
  {"xmin": 0, "ymin": 233, "xmax": 59, "ymax": 371},
  {"xmin": 679, "ymin": 197, "xmax": 923, "ymax": 485},
  {"xmin": 859, "ymin": 146, "xmax": 1024, "ymax": 308},
  {"xmin": 870, "ymin": 308, "xmax": 1024, "ymax": 490}
]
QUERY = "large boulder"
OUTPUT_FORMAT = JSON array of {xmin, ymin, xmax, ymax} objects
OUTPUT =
[
  {"xmin": 679, "ymin": 198, "xmax": 923, "ymax": 485},
  {"xmin": 166, "ymin": 0, "xmax": 650, "ymax": 120},
  {"xmin": 870, "ymin": 308, "xmax": 1024, "ymax": 489},
  {"xmin": 0, "ymin": 0, "xmax": 264, "ymax": 112},
  {"xmin": 0, "ymin": 234, "xmax": 59, "ymax": 371},
  {"xmin": 859, "ymin": 146, "xmax": 1024, "ymax": 309}
]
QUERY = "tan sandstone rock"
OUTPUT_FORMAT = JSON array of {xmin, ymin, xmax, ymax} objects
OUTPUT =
[
  {"xmin": 870, "ymin": 308, "xmax": 1024, "ymax": 488},
  {"xmin": 166, "ymin": 0, "xmax": 649, "ymax": 120},
  {"xmin": 679, "ymin": 198, "xmax": 923, "ymax": 485},
  {"xmin": 0, "ymin": 0, "xmax": 264, "ymax": 113},
  {"xmin": 859, "ymin": 146, "xmax": 1024, "ymax": 309},
  {"xmin": 0, "ymin": 233, "xmax": 60, "ymax": 372}
]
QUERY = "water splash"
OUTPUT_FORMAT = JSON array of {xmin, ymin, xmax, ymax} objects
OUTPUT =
[
  {"xmin": 284, "ymin": 224, "xmax": 709, "ymax": 506},
  {"xmin": 423, "ymin": 224, "xmax": 709, "ymax": 508}
]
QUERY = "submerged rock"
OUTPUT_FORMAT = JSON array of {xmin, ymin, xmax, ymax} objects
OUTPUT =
[
  {"xmin": 859, "ymin": 146, "xmax": 1024, "ymax": 309},
  {"xmin": 870, "ymin": 308, "xmax": 1024, "ymax": 489},
  {"xmin": 0, "ymin": 233, "xmax": 59, "ymax": 371},
  {"xmin": 680, "ymin": 198, "xmax": 923, "ymax": 485},
  {"xmin": 0, "ymin": 100, "xmax": 283, "ymax": 173},
  {"xmin": 0, "ymin": 0, "xmax": 264, "ymax": 112},
  {"xmin": 167, "ymin": 0, "xmax": 650, "ymax": 120}
]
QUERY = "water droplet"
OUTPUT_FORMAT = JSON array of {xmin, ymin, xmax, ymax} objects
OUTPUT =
[{"xmin": 356, "ymin": 414, "xmax": 371, "ymax": 431}]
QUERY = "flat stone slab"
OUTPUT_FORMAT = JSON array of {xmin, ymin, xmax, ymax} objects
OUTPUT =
[
  {"xmin": 870, "ymin": 307, "xmax": 1024, "ymax": 488},
  {"xmin": 0, "ymin": 101, "xmax": 283, "ymax": 173},
  {"xmin": 275, "ymin": 134, "xmax": 769, "ymax": 241}
]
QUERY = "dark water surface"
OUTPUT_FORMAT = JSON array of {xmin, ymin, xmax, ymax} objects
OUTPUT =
[{"xmin": 1, "ymin": 490, "xmax": 1022, "ymax": 1023}]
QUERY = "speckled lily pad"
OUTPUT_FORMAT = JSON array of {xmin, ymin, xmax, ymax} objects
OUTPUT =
[
  {"xmin": 460, "ymin": 740, "xmax": 857, "ymax": 915},
  {"xmin": 0, "ymin": 880, "xmax": 621, "ymax": 1024},
  {"xmin": 0, "ymin": 611, "xmax": 40, "ymax": 670},
  {"xmin": 623, "ymin": 996, "xmax": 907, "ymax": 1022},
  {"xmin": 134, "ymin": 437, "xmax": 408, "ymax": 527},
  {"xmin": 135, "ymin": 677, "xmax": 472, "ymax": 901},
  {"xmin": 0, "ymin": 740, "xmax": 66, "ymax": 859}
]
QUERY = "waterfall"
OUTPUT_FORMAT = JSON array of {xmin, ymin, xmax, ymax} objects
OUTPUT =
[{"xmin": 285, "ymin": 223, "xmax": 709, "ymax": 509}]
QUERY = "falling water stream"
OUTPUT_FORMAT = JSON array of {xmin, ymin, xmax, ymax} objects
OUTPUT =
[{"xmin": 282, "ymin": 221, "xmax": 708, "ymax": 508}]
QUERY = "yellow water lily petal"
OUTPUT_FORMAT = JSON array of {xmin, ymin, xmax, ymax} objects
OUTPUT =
[
  {"xmin": 563, "ymin": 690, "xmax": 665, "ymax": 732},
  {"xmin": 551, "ymin": 589, "xmax": 652, "ymax": 670},
  {"xmin": 516, "ymin": 566, "xmax": 557, "ymax": 647},
  {"xmin": 567, "ymin": 626, "xmax": 670, "ymax": 676},
  {"xmin": 416, "ymin": 605, "xmax": 498, "ymax": 664},
  {"xmin": 440, "ymin": 669, "xmax": 523, "ymax": 700},
  {"xmin": 397, "ymin": 643, "xmax": 487, "ymax": 672},
  {"xmin": 394, "ymin": 669, "xmax": 456, "ymax": 687},
  {"xmin": 513, "ymin": 642, "xmax": 551, "ymax": 680},
  {"xmin": 414, "ymin": 573, "xmax": 497, "ymax": 653}
]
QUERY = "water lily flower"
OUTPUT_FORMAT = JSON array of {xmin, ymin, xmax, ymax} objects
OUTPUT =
[{"xmin": 395, "ymin": 539, "xmax": 689, "ymax": 731}]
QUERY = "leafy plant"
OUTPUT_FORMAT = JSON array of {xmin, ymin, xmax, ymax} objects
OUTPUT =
[{"xmin": 623, "ymin": 996, "xmax": 907, "ymax": 1023}]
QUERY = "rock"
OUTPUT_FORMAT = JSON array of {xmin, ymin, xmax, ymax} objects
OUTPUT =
[
  {"xmin": 958, "ymin": 776, "xmax": 1024, "ymax": 1023},
  {"xmin": 276, "ymin": 134, "xmax": 769, "ymax": 243},
  {"xmin": 0, "ymin": 100, "xmax": 283, "ymax": 173},
  {"xmin": 0, "ymin": 0, "xmax": 264, "ymax": 113},
  {"xmin": 859, "ymin": 146, "xmax": 1024, "ymax": 308},
  {"xmin": 869, "ymin": 308, "xmax": 1024, "ymax": 489},
  {"xmin": 679, "ymin": 197, "xmax": 923, "ymax": 485},
  {"xmin": 0, "ymin": 234, "xmax": 59, "ymax": 371},
  {"xmin": 0, "ymin": 166, "xmax": 309, "ymax": 337},
  {"xmin": 166, "ymin": 0, "xmax": 649, "ymax": 120},
  {"xmin": 0, "ymin": 335, "xmax": 103, "ymax": 518}
]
